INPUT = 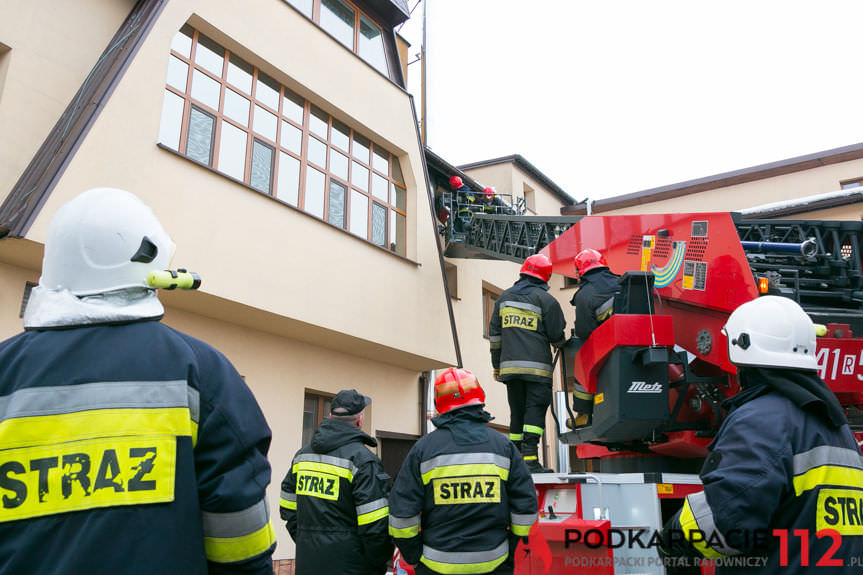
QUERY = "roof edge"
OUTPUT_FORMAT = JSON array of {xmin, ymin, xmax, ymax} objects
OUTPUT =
[
  {"xmin": 563, "ymin": 142, "xmax": 863, "ymax": 215},
  {"xmin": 458, "ymin": 154, "xmax": 574, "ymax": 205}
]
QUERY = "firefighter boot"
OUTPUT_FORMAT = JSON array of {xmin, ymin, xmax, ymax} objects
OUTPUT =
[{"xmin": 521, "ymin": 438, "xmax": 553, "ymax": 474}]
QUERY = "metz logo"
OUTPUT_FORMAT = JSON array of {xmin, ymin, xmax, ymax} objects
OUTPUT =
[{"xmin": 627, "ymin": 381, "xmax": 663, "ymax": 393}]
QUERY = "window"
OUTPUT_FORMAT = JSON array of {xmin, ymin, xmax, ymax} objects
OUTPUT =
[
  {"xmin": 158, "ymin": 25, "xmax": 407, "ymax": 254},
  {"xmin": 840, "ymin": 178, "xmax": 863, "ymax": 190},
  {"xmin": 302, "ymin": 391, "xmax": 333, "ymax": 446},
  {"xmin": 482, "ymin": 286, "xmax": 501, "ymax": 338},
  {"xmin": 445, "ymin": 262, "xmax": 458, "ymax": 299},
  {"xmin": 523, "ymin": 183, "xmax": 536, "ymax": 213},
  {"xmin": 284, "ymin": 0, "xmax": 390, "ymax": 76}
]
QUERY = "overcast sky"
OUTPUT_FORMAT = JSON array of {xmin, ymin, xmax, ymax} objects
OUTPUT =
[{"xmin": 398, "ymin": 1, "xmax": 863, "ymax": 202}]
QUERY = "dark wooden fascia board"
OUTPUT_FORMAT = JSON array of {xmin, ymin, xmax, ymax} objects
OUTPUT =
[
  {"xmin": 0, "ymin": 0, "xmax": 168, "ymax": 238},
  {"xmin": 424, "ymin": 147, "xmax": 486, "ymax": 194},
  {"xmin": 412, "ymin": 102, "xmax": 463, "ymax": 368}
]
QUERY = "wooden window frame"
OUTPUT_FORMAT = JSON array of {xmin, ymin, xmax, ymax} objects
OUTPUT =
[
  {"xmin": 840, "ymin": 177, "xmax": 863, "ymax": 190},
  {"xmin": 288, "ymin": 0, "xmax": 391, "ymax": 78},
  {"xmin": 163, "ymin": 26, "xmax": 407, "ymax": 254},
  {"xmin": 482, "ymin": 285, "xmax": 501, "ymax": 339},
  {"xmin": 302, "ymin": 390, "xmax": 334, "ymax": 446}
]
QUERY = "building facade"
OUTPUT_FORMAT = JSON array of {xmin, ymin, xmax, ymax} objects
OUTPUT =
[{"xmin": 0, "ymin": 0, "xmax": 458, "ymax": 562}]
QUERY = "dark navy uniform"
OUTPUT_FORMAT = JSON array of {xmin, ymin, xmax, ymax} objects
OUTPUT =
[
  {"xmin": 489, "ymin": 275, "xmax": 565, "ymax": 462},
  {"xmin": 569, "ymin": 267, "xmax": 619, "ymax": 413},
  {"xmin": 0, "ymin": 320, "xmax": 275, "ymax": 575},
  {"xmin": 280, "ymin": 418, "xmax": 392, "ymax": 575},
  {"xmin": 570, "ymin": 267, "xmax": 619, "ymax": 340},
  {"xmin": 661, "ymin": 368, "xmax": 863, "ymax": 574},
  {"xmin": 389, "ymin": 406, "xmax": 537, "ymax": 574}
]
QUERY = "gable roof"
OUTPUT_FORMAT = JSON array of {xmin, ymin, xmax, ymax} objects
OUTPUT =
[
  {"xmin": 562, "ymin": 142, "xmax": 863, "ymax": 215},
  {"xmin": 457, "ymin": 154, "xmax": 574, "ymax": 205}
]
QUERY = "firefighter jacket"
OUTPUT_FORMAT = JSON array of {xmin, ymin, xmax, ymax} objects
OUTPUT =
[
  {"xmin": 660, "ymin": 368, "xmax": 863, "ymax": 574},
  {"xmin": 388, "ymin": 406, "xmax": 538, "ymax": 574},
  {"xmin": 570, "ymin": 268, "xmax": 619, "ymax": 340},
  {"xmin": 0, "ymin": 320, "xmax": 275, "ymax": 575},
  {"xmin": 280, "ymin": 418, "xmax": 392, "ymax": 575},
  {"xmin": 490, "ymin": 275, "xmax": 566, "ymax": 384}
]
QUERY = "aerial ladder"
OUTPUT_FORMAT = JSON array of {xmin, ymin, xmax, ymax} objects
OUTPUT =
[{"xmin": 435, "ymin": 193, "xmax": 863, "ymax": 574}]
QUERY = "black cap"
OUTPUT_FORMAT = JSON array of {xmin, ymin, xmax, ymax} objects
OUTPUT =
[{"xmin": 330, "ymin": 389, "xmax": 371, "ymax": 416}]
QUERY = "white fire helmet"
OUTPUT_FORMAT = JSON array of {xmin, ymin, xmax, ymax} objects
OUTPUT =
[
  {"xmin": 722, "ymin": 295, "xmax": 817, "ymax": 371},
  {"xmin": 39, "ymin": 188, "xmax": 175, "ymax": 295}
]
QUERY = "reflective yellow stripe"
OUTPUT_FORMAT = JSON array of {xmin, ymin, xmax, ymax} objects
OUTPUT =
[
  {"xmin": 511, "ymin": 523, "xmax": 531, "ymax": 536},
  {"xmin": 489, "ymin": 341, "xmax": 501, "ymax": 350},
  {"xmin": 420, "ymin": 542, "xmax": 509, "ymax": 574},
  {"xmin": 280, "ymin": 497, "xmax": 296, "ymax": 510},
  {"xmin": 523, "ymin": 425, "xmax": 544, "ymax": 436},
  {"xmin": 421, "ymin": 464, "xmax": 509, "ymax": 485},
  {"xmin": 499, "ymin": 367, "xmax": 552, "ymax": 378},
  {"xmin": 204, "ymin": 521, "xmax": 276, "ymax": 564},
  {"xmin": 523, "ymin": 455, "xmax": 537, "ymax": 461},
  {"xmin": 358, "ymin": 506, "xmax": 389, "ymax": 526},
  {"xmin": 793, "ymin": 465, "xmax": 863, "ymax": 496},
  {"xmin": 292, "ymin": 461, "xmax": 354, "ymax": 482},
  {"xmin": 679, "ymin": 499, "xmax": 724, "ymax": 559},
  {"xmin": 0, "ymin": 408, "xmax": 195, "ymax": 449},
  {"xmin": 421, "ymin": 555, "xmax": 508, "ymax": 574},
  {"xmin": 390, "ymin": 524, "xmax": 420, "ymax": 538},
  {"xmin": 509, "ymin": 433, "xmax": 523, "ymax": 441},
  {"xmin": 572, "ymin": 389, "xmax": 593, "ymax": 400}
]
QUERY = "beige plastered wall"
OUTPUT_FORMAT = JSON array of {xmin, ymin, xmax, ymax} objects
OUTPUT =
[
  {"xmin": 0, "ymin": 0, "xmax": 457, "ymax": 560},
  {"xmin": 604, "ymin": 158, "xmax": 863, "ymax": 216},
  {"xmin": 0, "ymin": 0, "xmax": 135, "ymax": 201},
  {"xmin": 20, "ymin": 0, "xmax": 456, "ymax": 368}
]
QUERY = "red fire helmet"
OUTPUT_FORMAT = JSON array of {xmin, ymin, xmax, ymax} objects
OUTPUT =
[
  {"xmin": 449, "ymin": 176, "xmax": 464, "ymax": 190},
  {"xmin": 573, "ymin": 248, "xmax": 608, "ymax": 277},
  {"xmin": 520, "ymin": 253, "xmax": 553, "ymax": 282},
  {"xmin": 434, "ymin": 367, "xmax": 485, "ymax": 414},
  {"xmin": 482, "ymin": 187, "xmax": 495, "ymax": 200}
]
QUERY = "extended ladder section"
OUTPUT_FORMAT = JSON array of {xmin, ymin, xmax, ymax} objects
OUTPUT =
[
  {"xmin": 444, "ymin": 212, "xmax": 582, "ymax": 261},
  {"xmin": 735, "ymin": 217, "xmax": 863, "ymax": 325}
]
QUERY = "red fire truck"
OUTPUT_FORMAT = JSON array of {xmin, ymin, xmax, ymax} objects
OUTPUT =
[{"xmin": 454, "ymin": 210, "xmax": 863, "ymax": 574}]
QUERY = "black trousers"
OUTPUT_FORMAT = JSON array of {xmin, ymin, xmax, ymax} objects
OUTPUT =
[{"xmin": 505, "ymin": 379, "xmax": 552, "ymax": 442}]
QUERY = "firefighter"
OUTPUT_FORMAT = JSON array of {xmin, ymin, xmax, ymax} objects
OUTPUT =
[
  {"xmin": 480, "ymin": 187, "xmax": 498, "ymax": 214},
  {"xmin": 659, "ymin": 296, "xmax": 863, "ymax": 573},
  {"xmin": 490, "ymin": 253, "xmax": 567, "ymax": 473},
  {"xmin": 388, "ymin": 368, "xmax": 537, "ymax": 574},
  {"xmin": 0, "ymin": 188, "xmax": 275, "ymax": 574},
  {"xmin": 280, "ymin": 389, "xmax": 392, "ymax": 575},
  {"xmin": 450, "ymin": 175, "xmax": 478, "ymax": 232},
  {"xmin": 568, "ymin": 248, "xmax": 620, "ymax": 424}
]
